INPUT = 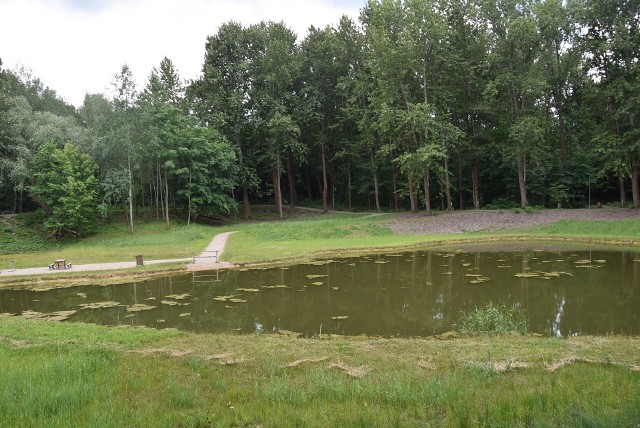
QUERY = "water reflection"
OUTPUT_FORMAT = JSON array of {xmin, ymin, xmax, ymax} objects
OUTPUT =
[{"xmin": 1, "ymin": 245, "xmax": 640, "ymax": 337}]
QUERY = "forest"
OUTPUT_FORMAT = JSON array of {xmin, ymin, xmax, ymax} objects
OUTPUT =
[{"xmin": 0, "ymin": 0, "xmax": 638, "ymax": 237}]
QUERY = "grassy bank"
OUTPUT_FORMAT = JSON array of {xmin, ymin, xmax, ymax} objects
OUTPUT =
[
  {"xmin": 221, "ymin": 213, "xmax": 640, "ymax": 264},
  {"xmin": 1, "ymin": 316, "xmax": 639, "ymax": 427},
  {"xmin": 2, "ymin": 211, "xmax": 640, "ymax": 282},
  {"xmin": 0, "ymin": 216, "xmax": 232, "ymax": 269}
]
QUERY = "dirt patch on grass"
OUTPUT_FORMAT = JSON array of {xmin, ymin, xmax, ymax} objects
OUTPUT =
[
  {"xmin": 329, "ymin": 362, "xmax": 371, "ymax": 378},
  {"xmin": 385, "ymin": 208, "xmax": 640, "ymax": 235}
]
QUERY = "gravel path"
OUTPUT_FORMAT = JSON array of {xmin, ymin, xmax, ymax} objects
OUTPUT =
[
  {"xmin": 0, "ymin": 232, "xmax": 236, "ymax": 277},
  {"xmin": 385, "ymin": 208, "xmax": 640, "ymax": 235}
]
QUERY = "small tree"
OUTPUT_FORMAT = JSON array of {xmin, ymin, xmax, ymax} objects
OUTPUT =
[
  {"xmin": 549, "ymin": 182, "xmax": 569, "ymax": 208},
  {"xmin": 31, "ymin": 142, "xmax": 98, "ymax": 237}
]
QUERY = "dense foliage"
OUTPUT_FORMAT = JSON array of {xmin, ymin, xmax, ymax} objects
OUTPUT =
[{"xmin": 0, "ymin": 0, "xmax": 638, "ymax": 235}]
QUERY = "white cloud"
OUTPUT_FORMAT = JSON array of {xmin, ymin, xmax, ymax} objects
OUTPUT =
[{"xmin": 0, "ymin": 0, "xmax": 363, "ymax": 107}]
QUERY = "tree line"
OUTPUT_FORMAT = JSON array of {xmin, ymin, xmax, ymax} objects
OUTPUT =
[{"xmin": 1, "ymin": 0, "xmax": 639, "ymax": 236}]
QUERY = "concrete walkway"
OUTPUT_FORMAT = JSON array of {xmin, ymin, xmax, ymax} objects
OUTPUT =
[{"xmin": 0, "ymin": 231, "xmax": 236, "ymax": 277}]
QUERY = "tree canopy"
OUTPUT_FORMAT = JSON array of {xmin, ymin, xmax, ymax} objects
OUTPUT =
[{"xmin": 1, "ymin": 0, "xmax": 639, "ymax": 237}]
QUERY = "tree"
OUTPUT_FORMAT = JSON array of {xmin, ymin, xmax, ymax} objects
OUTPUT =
[
  {"xmin": 249, "ymin": 21, "xmax": 304, "ymax": 218},
  {"xmin": 578, "ymin": 0, "xmax": 640, "ymax": 208},
  {"xmin": 30, "ymin": 142, "xmax": 98, "ymax": 237},
  {"xmin": 483, "ymin": 0, "xmax": 547, "ymax": 208},
  {"xmin": 191, "ymin": 22, "xmax": 258, "ymax": 219},
  {"xmin": 110, "ymin": 64, "xmax": 139, "ymax": 230}
]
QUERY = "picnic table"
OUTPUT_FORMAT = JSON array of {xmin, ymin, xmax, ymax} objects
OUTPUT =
[{"xmin": 49, "ymin": 259, "xmax": 72, "ymax": 270}]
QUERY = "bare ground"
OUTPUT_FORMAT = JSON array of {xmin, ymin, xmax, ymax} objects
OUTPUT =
[{"xmin": 385, "ymin": 208, "xmax": 640, "ymax": 235}]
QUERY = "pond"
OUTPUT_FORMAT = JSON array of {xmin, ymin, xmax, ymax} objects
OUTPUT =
[{"xmin": 2, "ymin": 243, "xmax": 639, "ymax": 338}]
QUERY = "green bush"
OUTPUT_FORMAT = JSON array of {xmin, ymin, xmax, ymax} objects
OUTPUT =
[{"xmin": 456, "ymin": 302, "xmax": 528, "ymax": 336}]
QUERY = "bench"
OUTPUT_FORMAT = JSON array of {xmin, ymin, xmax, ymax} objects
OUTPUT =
[{"xmin": 50, "ymin": 260, "xmax": 72, "ymax": 270}]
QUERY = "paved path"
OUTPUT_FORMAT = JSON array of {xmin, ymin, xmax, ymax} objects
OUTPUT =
[
  {"xmin": 187, "ymin": 231, "xmax": 236, "ymax": 271},
  {"xmin": 0, "ymin": 232, "xmax": 236, "ymax": 277}
]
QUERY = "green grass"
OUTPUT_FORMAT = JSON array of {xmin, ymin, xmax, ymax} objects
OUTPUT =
[
  {"xmin": 524, "ymin": 218, "xmax": 640, "ymax": 239},
  {"xmin": 222, "ymin": 214, "xmax": 437, "ymax": 263},
  {"xmin": 3, "ymin": 211, "xmax": 640, "ymax": 272},
  {"xmin": 1, "ymin": 316, "xmax": 639, "ymax": 427},
  {"xmin": 457, "ymin": 303, "xmax": 529, "ymax": 336},
  {"xmin": 1, "ymin": 215, "xmax": 229, "ymax": 269}
]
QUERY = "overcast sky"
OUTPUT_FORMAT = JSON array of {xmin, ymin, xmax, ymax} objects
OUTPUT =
[{"xmin": 0, "ymin": 0, "xmax": 364, "ymax": 107}]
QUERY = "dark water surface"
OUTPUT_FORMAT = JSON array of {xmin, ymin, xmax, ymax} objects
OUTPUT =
[{"xmin": 2, "ymin": 245, "xmax": 639, "ymax": 337}]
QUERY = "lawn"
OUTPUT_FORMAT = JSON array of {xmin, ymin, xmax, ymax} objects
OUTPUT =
[{"xmin": 1, "ymin": 316, "xmax": 639, "ymax": 427}]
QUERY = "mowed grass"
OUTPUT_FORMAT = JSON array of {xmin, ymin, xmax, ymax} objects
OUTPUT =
[
  {"xmin": 0, "ymin": 219, "xmax": 228, "ymax": 269},
  {"xmin": 223, "ymin": 214, "xmax": 446, "ymax": 263},
  {"xmin": 4, "ymin": 211, "xmax": 640, "ymax": 270},
  {"xmin": 1, "ymin": 316, "xmax": 639, "ymax": 427},
  {"xmin": 521, "ymin": 218, "xmax": 640, "ymax": 240}
]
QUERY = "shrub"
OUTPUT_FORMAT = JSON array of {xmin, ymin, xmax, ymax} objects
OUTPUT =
[{"xmin": 456, "ymin": 302, "xmax": 528, "ymax": 336}]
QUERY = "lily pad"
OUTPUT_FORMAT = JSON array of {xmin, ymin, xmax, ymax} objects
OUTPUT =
[
  {"xmin": 166, "ymin": 293, "xmax": 190, "ymax": 300},
  {"xmin": 20, "ymin": 310, "xmax": 77, "ymax": 321},
  {"xmin": 79, "ymin": 301, "xmax": 121, "ymax": 310},
  {"xmin": 515, "ymin": 273, "xmax": 540, "ymax": 278},
  {"xmin": 311, "ymin": 282, "xmax": 324, "ymax": 286},
  {"xmin": 214, "ymin": 295, "xmax": 237, "ymax": 302},
  {"xmin": 126, "ymin": 304, "xmax": 156, "ymax": 312},
  {"xmin": 161, "ymin": 300, "xmax": 190, "ymax": 306}
]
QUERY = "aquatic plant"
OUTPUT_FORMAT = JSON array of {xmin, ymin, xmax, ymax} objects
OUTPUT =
[{"xmin": 456, "ymin": 302, "xmax": 528, "ymax": 336}]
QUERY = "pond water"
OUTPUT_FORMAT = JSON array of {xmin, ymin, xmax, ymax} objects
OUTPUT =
[{"xmin": 2, "ymin": 244, "xmax": 639, "ymax": 338}]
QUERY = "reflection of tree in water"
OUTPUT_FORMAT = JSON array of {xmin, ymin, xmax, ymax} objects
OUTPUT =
[{"xmin": 1, "ymin": 248, "xmax": 639, "ymax": 336}]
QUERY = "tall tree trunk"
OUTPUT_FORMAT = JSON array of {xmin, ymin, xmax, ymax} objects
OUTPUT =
[
  {"xmin": 423, "ymin": 170, "xmax": 431, "ymax": 214},
  {"xmin": 287, "ymin": 151, "xmax": 296, "ymax": 207},
  {"xmin": 632, "ymin": 156, "xmax": 640, "ymax": 209},
  {"xmin": 321, "ymin": 144, "xmax": 328, "ymax": 214},
  {"xmin": 390, "ymin": 151, "xmax": 398, "ymax": 212},
  {"xmin": 457, "ymin": 152, "xmax": 464, "ymax": 210},
  {"xmin": 517, "ymin": 153, "xmax": 528, "ymax": 208},
  {"xmin": 471, "ymin": 159, "xmax": 480, "ymax": 210},
  {"xmin": 128, "ymin": 155, "xmax": 134, "ymax": 232},
  {"xmin": 444, "ymin": 157, "xmax": 452, "ymax": 210},
  {"xmin": 558, "ymin": 95, "xmax": 568, "ymax": 174},
  {"xmin": 187, "ymin": 166, "xmax": 192, "ymax": 226},
  {"xmin": 331, "ymin": 163, "xmax": 336, "ymax": 211},
  {"xmin": 347, "ymin": 157, "xmax": 352, "ymax": 212},
  {"xmin": 156, "ymin": 160, "xmax": 161, "ymax": 219},
  {"xmin": 408, "ymin": 176, "xmax": 417, "ymax": 213},
  {"xmin": 273, "ymin": 169, "xmax": 283, "ymax": 219},
  {"xmin": 619, "ymin": 162, "xmax": 627, "ymax": 208},
  {"xmin": 238, "ymin": 145, "xmax": 251, "ymax": 219},
  {"xmin": 164, "ymin": 170, "xmax": 170, "ymax": 228},
  {"xmin": 371, "ymin": 152, "xmax": 381, "ymax": 213}
]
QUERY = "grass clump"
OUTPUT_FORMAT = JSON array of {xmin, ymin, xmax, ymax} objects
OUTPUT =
[{"xmin": 456, "ymin": 302, "xmax": 528, "ymax": 336}]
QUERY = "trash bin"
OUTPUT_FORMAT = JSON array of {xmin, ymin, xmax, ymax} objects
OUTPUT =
[{"xmin": 135, "ymin": 255, "xmax": 144, "ymax": 266}]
